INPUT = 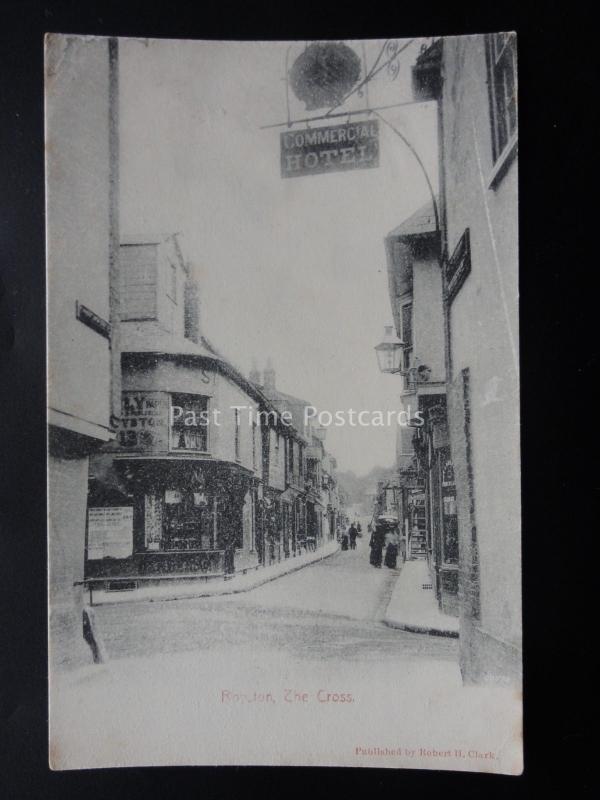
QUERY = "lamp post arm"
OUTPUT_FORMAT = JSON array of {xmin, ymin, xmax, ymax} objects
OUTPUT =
[{"xmin": 370, "ymin": 108, "xmax": 440, "ymax": 237}]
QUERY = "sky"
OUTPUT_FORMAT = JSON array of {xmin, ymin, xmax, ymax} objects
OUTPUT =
[{"xmin": 118, "ymin": 38, "xmax": 439, "ymax": 476}]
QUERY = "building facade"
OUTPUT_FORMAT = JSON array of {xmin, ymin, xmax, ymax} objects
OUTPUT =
[
  {"xmin": 413, "ymin": 33, "xmax": 520, "ymax": 684},
  {"xmin": 86, "ymin": 236, "xmax": 266, "ymax": 584},
  {"xmin": 385, "ymin": 203, "xmax": 458, "ymax": 615},
  {"xmin": 254, "ymin": 364, "xmax": 312, "ymax": 556},
  {"xmin": 254, "ymin": 364, "xmax": 340, "ymax": 553},
  {"xmin": 86, "ymin": 243, "xmax": 340, "ymax": 590},
  {"xmin": 46, "ymin": 35, "xmax": 120, "ymax": 669}
]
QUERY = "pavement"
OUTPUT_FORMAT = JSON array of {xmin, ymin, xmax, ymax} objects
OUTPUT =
[
  {"xmin": 383, "ymin": 559, "xmax": 459, "ymax": 637},
  {"xmin": 88, "ymin": 538, "xmax": 340, "ymax": 606}
]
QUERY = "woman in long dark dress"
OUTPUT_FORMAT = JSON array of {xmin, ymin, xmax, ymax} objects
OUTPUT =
[
  {"xmin": 384, "ymin": 528, "xmax": 400, "ymax": 568},
  {"xmin": 369, "ymin": 525, "xmax": 384, "ymax": 567}
]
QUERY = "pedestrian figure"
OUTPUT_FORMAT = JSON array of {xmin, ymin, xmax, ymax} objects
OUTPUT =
[
  {"xmin": 341, "ymin": 530, "xmax": 349, "ymax": 551},
  {"xmin": 370, "ymin": 515, "xmax": 399, "ymax": 568},
  {"xmin": 384, "ymin": 527, "xmax": 400, "ymax": 569},
  {"xmin": 348, "ymin": 523, "xmax": 358, "ymax": 550},
  {"xmin": 369, "ymin": 519, "xmax": 386, "ymax": 568}
]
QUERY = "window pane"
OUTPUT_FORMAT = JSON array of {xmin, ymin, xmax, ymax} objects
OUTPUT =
[
  {"xmin": 488, "ymin": 33, "xmax": 517, "ymax": 162},
  {"xmin": 170, "ymin": 393, "xmax": 209, "ymax": 452}
]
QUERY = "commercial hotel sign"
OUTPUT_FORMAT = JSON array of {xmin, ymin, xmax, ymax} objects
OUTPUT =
[{"xmin": 281, "ymin": 120, "xmax": 379, "ymax": 178}]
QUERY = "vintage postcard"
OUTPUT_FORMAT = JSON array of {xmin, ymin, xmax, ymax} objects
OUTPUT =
[{"xmin": 46, "ymin": 33, "xmax": 521, "ymax": 772}]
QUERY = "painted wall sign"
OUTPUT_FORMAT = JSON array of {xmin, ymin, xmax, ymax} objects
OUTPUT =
[
  {"xmin": 119, "ymin": 391, "xmax": 168, "ymax": 451},
  {"xmin": 87, "ymin": 506, "xmax": 133, "ymax": 560},
  {"xmin": 280, "ymin": 120, "xmax": 379, "ymax": 178}
]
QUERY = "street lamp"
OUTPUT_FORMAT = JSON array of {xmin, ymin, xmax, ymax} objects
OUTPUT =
[{"xmin": 374, "ymin": 324, "xmax": 405, "ymax": 374}]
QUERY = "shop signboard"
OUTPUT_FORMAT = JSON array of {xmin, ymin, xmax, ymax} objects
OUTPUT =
[
  {"xmin": 165, "ymin": 490, "xmax": 183, "ymax": 504},
  {"xmin": 87, "ymin": 506, "xmax": 133, "ymax": 560},
  {"xmin": 119, "ymin": 391, "xmax": 168, "ymax": 452},
  {"xmin": 280, "ymin": 120, "xmax": 379, "ymax": 178}
]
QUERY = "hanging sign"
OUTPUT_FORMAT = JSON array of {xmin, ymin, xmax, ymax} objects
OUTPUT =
[{"xmin": 280, "ymin": 120, "xmax": 379, "ymax": 178}]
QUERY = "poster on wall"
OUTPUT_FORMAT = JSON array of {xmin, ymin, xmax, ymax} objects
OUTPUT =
[{"xmin": 87, "ymin": 507, "xmax": 133, "ymax": 560}]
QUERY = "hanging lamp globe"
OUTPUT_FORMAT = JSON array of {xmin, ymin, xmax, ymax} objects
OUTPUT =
[
  {"xmin": 375, "ymin": 325, "xmax": 405, "ymax": 374},
  {"xmin": 289, "ymin": 42, "xmax": 362, "ymax": 111}
]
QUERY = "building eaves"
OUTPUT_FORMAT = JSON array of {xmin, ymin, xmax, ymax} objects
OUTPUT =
[{"xmin": 386, "ymin": 201, "xmax": 437, "ymax": 240}]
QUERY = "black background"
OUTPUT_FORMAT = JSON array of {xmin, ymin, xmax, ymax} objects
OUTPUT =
[{"xmin": 0, "ymin": 1, "xmax": 593, "ymax": 797}]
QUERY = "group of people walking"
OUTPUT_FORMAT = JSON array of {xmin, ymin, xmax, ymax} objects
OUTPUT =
[
  {"xmin": 338, "ymin": 515, "xmax": 401, "ymax": 570},
  {"xmin": 368, "ymin": 515, "xmax": 401, "ymax": 569},
  {"xmin": 340, "ymin": 521, "xmax": 361, "ymax": 551}
]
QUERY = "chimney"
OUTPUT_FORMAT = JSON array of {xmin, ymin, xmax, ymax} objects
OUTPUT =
[
  {"xmin": 263, "ymin": 358, "xmax": 276, "ymax": 391},
  {"xmin": 249, "ymin": 360, "xmax": 261, "ymax": 385},
  {"xmin": 184, "ymin": 278, "xmax": 201, "ymax": 343}
]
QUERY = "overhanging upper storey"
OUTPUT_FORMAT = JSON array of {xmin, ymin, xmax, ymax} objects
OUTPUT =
[
  {"xmin": 385, "ymin": 201, "xmax": 439, "ymax": 318},
  {"xmin": 384, "ymin": 202, "xmax": 445, "ymax": 395}
]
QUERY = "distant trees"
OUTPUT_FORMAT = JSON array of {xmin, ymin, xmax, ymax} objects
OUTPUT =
[{"xmin": 336, "ymin": 465, "xmax": 396, "ymax": 511}]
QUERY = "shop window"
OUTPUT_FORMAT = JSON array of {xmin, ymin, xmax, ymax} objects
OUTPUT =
[
  {"xmin": 485, "ymin": 33, "xmax": 518, "ymax": 163},
  {"xmin": 252, "ymin": 421, "xmax": 257, "ymax": 470},
  {"xmin": 170, "ymin": 393, "xmax": 209, "ymax": 452},
  {"xmin": 162, "ymin": 490, "xmax": 213, "ymax": 551},
  {"xmin": 440, "ymin": 456, "xmax": 459, "ymax": 564}
]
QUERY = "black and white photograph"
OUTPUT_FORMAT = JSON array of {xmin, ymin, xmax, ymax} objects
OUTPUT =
[{"xmin": 45, "ymin": 32, "xmax": 522, "ymax": 772}]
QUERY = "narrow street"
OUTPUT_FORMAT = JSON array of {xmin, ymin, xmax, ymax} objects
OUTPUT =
[
  {"xmin": 51, "ymin": 539, "xmax": 472, "ymax": 769},
  {"xmin": 94, "ymin": 538, "xmax": 457, "ymax": 665}
]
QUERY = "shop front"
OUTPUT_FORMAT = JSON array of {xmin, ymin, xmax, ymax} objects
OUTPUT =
[
  {"xmin": 280, "ymin": 487, "xmax": 305, "ymax": 557},
  {"xmin": 306, "ymin": 498, "xmax": 323, "ymax": 550},
  {"xmin": 262, "ymin": 487, "xmax": 283, "ymax": 565},
  {"xmin": 413, "ymin": 397, "xmax": 459, "ymax": 615},
  {"xmin": 295, "ymin": 497, "xmax": 307, "ymax": 553},
  {"xmin": 85, "ymin": 457, "xmax": 258, "ymax": 582}
]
